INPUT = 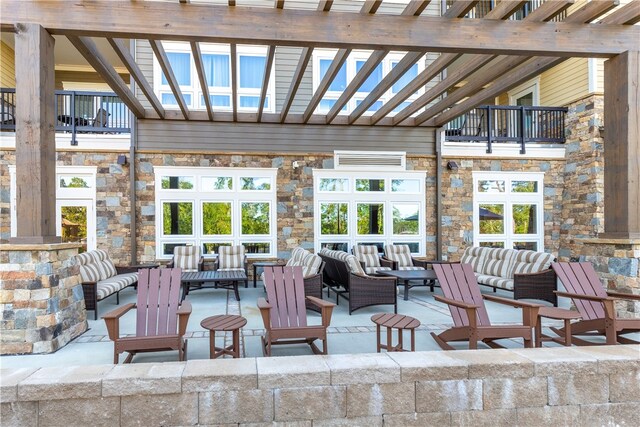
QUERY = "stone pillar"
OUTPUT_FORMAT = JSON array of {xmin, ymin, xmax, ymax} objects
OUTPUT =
[
  {"xmin": 579, "ymin": 238, "xmax": 640, "ymax": 318},
  {"xmin": 0, "ymin": 243, "xmax": 87, "ymax": 354}
]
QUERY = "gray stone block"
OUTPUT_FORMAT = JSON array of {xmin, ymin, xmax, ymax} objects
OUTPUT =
[
  {"xmin": 200, "ymin": 389, "xmax": 274, "ymax": 424},
  {"xmin": 1, "ymin": 401, "xmax": 37, "ymax": 427},
  {"xmin": 274, "ymin": 386, "xmax": 345, "ymax": 421},
  {"xmin": 121, "ymin": 393, "xmax": 198, "ymax": 427},
  {"xmin": 38, "ymin": 397, "xmax": 120, "ymax": 427}
]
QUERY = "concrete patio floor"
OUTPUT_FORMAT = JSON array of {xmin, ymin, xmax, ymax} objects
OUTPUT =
[{"xmin": 0, "ymin": 281, "xmax": 625, "ymax": 368}]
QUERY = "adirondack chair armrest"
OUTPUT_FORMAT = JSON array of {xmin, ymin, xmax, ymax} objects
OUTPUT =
[
  {"xmin": 177, "ymin": 300, "xmax": 192, "ymax": 336},
  {"xmin": 554, "ymin": 290, "xmax": 613, "ymax": 302},
  {"xmin": 482, "ymin": 295, "xmax": 541, "ymax": 327},
  {"xmin": 257, "ymin": 297, "xmax": 272, "ymax": 310},
  {"xmin": 257, "ymin": 297, "xmax": 272, "ymax": 329},
  {"xmin": 606, "ymin": 291, "xmax": 640, "ymax": 301},
  {"xmin": 433, "ymin": 294, "xmax": 480, "ymax": 310},
  {"xmin": 102, "ymin": 303, "xmax": 136, "ymax": 341},
  {"xmin": 306, "ymin": 296, "xmax": 335, "ymax": 326}
]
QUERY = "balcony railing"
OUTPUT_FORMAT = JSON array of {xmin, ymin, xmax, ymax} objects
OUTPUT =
[
  {"xmin": 445, "ymin": 0, "xmax": 567, "ymax": 21},
  {"xmin": 0, "ymin": 88, "xmax": 130, "ymax": 145},
  {"xmin": 444, "ymin": 105, "xmax": 568, "ymax": 154}
]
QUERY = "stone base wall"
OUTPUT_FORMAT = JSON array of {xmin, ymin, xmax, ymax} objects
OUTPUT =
[
  {"xmin": 1, "ymin": 346, "xmax": 638, "ymax": 426},
  {"xmin": 579, "ymin": 239, "xmax": 640, "ymax": 317},
  {"xmin": 0, "ymin": 243, "xmax": 87, "ymax": 355}
]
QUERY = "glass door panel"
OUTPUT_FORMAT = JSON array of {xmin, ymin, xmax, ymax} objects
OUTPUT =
[{"xmin": 56, "ymin": 199, "xmax": 95, "ymax": 252}]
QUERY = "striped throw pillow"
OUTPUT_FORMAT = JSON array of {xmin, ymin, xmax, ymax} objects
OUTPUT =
[
  {"xmin": 384, "ymin": 244, "xmax": 413, "ymax": 268},
  {"xmin": 174, "ymin": 246, "xmax": 201, "ymax": 272},
  {"xmin": 218, "ymin": 245, "xmax": 245, "ymax": 269},
  {"xmin": 354, "ymin": 245, "xmax": 381, "ymax": 268}
]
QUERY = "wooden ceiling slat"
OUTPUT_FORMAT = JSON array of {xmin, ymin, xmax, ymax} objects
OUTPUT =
[
  {"xmin": 599, "ymin": 0, "xmax": 640, "ymax": 25},
  {"xmin": 191, "ymin": 41, "xmax": 213, "ymax": 121},
  {"xmin": 230, "ymin": 43, "xmax": 238, "ymax": 121},
  {"xmin": 325, "ymin": 1, "xmax": 432, "ymax": 122},
  {"xmin": 4, "ymin": 1, "xmax": 636, "ymax": 56},
  {"xmin": 67, "ymin": 35, "xmax": 145, "ymax": 118},
  {"xmin": 107, "ymin": 37, "xmax": 164, "ymax": 119},
  {"xmin": 257, "ymin": 45, "xmax": 276, "ymax": 122},
  {"xmin": 150, "ymin": 39, "xmax": 189, "ymax": 120},
  {"xmin": 426, "ymin": 0, "xmax": 621, "ymax": 127}
]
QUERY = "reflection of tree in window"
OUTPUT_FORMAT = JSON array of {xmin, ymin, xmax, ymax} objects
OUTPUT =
[
  {"xmin": 163, "ymin": 202, "xmax": 193, "ymax": 235},
  {"xmin": 320, "ymin": 179, "xmax": 348, "ymax": 192},
  {"xmin": 60, "ymin": 177, "xmax": 89, "ymax": 188},
  {"xmin": 357, "ymin": 203, "xmax": 384, "ymax": 235},
  {"xmin": 203, "ymin": 202, "xmax": 232, "ymax": 235},
  {"xmin": 393, "ymin": 205, "xmax": 419, "ymax": 235},
  {"xmin": 242, "ymin": 202, "xmax": 269, "ymax": 234},
  {"xmin": 162, "ymin": 176, "xmax": 194, "ymax": 190},
  {"xmin": 479, "ymin": 204, "xmax": 504, "ymax": 234},
  {"xmin": 61, "ymin": 206, "xmax": 87, "ymax": 252},
  {"xmin": 513, "ymin": 204, "xmax": 537, "ymax": 234},
  {"xmin": 320, "ymin": 203, "xmax": 348, "ymax": 234},
  {"xmin": 356, "ymin": 179, "xmax": 384, "ymax": 192},
  {"xmin": 241, "ymin": 177, "xmax": 270, "ymax": 191},
  {"xmin": 511, "ymin": 181, "xmax": 537, "ymax": 193},
  {"xmin": 205, "ymin": 177, "xmax": 232, "ymax": 190}
]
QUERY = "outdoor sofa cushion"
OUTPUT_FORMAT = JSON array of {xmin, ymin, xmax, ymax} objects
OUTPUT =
[
  {"xmin": 353, "ymin": 245, "xmax": 392, "ymax": 275},
  {"xmin": 173, "ymin": 245, "xmax": 201, "ymax": 272},
  {"xmin": 319, "ymin": 248, "xmax": 365, "ymax": 276},
  {"xmin": 383, "ymin": 244, "xmax": 425, "ymax": 271},
  {"xmin": 286, "ymin": 247, "xmax": 323, "ymax": 278},
  {"xmin": 75, "ymin": 249, "xmax": 135, "ymax": 297}
]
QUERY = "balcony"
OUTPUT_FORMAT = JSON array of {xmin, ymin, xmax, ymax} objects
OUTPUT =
[
  {"xmin": 443, "ymin": 105, "xmax": 568, "ymax": 155},
  {"xmin": 1, "ymin": 88, "xmax": 130, "ymax": 146}
]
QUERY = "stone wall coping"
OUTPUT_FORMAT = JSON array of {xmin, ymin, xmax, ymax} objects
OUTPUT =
[
  {"xmin": 1, "ymin": 346, "xmax": 638, "ymax": 404},
  {"xmin": 580, "ymin": 238, "xmax": 640, "ymax": 245},
  {"xmin": 0, "ymin": 242, "xmax": 83, "ymax": 251}
]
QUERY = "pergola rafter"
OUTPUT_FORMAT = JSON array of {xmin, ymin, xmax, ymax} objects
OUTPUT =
[
  {"xmin": 150, "ymin": 39, "xmax": 189, "ymax": 120},
  {"xmin": 191, "ymin": 41, "xmax": 213, "ymax": 121},
  {"xmin": 257, "ymin": 45, "xmax": 276, "ymax": 122}
]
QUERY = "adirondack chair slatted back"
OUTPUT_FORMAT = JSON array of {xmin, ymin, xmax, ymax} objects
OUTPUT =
[
  {"xmin": 433, "ymin": 263, "xmax": 491, "ymax": 327},
  {"xmin": 136, "ymin": 268, "xmax": 182, "ymax": 337},
  {"xmin": 264, "ymin": 266, "xmax": 307, "ymax": 329},
  {"xmin": 552, "ymin": 262, "xmax": 606, "ymax": 320}
]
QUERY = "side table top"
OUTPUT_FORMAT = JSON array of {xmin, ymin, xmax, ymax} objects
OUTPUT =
[
  {"xmin": 201, "ymin": 315, "xmax": 247, "ymax": 331},
  {"xmin": 371, "ymin": 313, "xmax": 420, "ymax": 329}
]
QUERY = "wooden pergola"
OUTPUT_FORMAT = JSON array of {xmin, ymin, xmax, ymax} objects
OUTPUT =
[{"xmin": 1, "ymin": 0, "xmax": 639, "ymax": 244}]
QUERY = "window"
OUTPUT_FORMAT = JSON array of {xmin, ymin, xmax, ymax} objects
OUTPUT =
[
  {"xmin": 473, "ymin": 172, "xmax": 544, "ymax": 251},
  {"xmin": 313, "ymin": 50, "xmax": 425, "ymax": 115},
  {"xmin": 9, "ymin": 166, "xmax": 97, "ymax": 253},
  {"xmin": 155, "ymin": 167, "xmax": 277, "ymax": 259},
  {"xmin": 314, "ymin": 169, "xmax": 426, "ymax": 254},
  {"xmin": 154, "ymin": 42, "xmax": 274, "ymax": 113}
]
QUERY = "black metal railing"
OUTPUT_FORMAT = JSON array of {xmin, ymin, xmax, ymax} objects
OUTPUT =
[
  {"xmin": 446, "ymin": 0, "xmax": 566, "ymax": 21},
  {"xmin": 0, "ymin": 88, "xmax": 130, "ymax": 145},
  {"xmin": 444, "ymin": 105, "xmax": 567, "ymax": 154}
]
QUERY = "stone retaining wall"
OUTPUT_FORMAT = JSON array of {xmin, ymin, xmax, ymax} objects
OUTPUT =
[{"xmin": 1, "ymin": 346, "xmax": 638, "ymax": 426}]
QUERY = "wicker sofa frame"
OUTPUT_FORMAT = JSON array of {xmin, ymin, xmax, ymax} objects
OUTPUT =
[
  {"xmin": 81, "ymin": 265, "xmax": 140, "ymax": 320},
  {"xmin": 319, "ymin": 252, "xmax": 397, "ymax": 315}
]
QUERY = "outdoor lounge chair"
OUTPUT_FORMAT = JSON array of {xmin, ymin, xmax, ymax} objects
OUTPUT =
[
  {"xmin": 213, "ymin": 244, "xmax": 248, "ymax": 273},
  {"xmin": 168, "ymin": 245, "xmax": 203, "ymax": 297},
  {"xmin": 258, "ymin": 265, "xmax": 335, "ymax": 356},
  {"xmin": 102, "ymin": 268, "xmax": 191, "ymax": 363},
  {"xmin": 431, "ymin": 263, "xmax": 540, "ymax": 350},
  {"xmin": 552, "ymin": 262, "xmax": 640, "ymax": 345}
]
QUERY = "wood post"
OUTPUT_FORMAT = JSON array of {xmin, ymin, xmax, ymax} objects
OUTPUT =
[
  {"xmin": 10, "ymin": 23, "xmax": 60, "ymax": 244},
  {"xmin": 603, "ymin": 50, "xmax": 640, "ymax": 239}
]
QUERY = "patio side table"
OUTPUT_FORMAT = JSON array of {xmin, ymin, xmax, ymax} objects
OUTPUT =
[
  {"xmin": 201, "ymin": 314, "xmax": 247, "ymax": 359},
  {"xmin": 535, "ymin": 307, "xmax": 581, "ymax": 347},
  {"xmin": 371, "ymin": 313, "xmax": 421, "ymax": 352}
]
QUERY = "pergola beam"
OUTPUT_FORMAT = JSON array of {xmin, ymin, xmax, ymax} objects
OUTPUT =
[
  {"xmin": 2, "ymin": 1, "xmax": 637, "ymax": 57},
  {"xmin": 108, "ymin": 37, "xmax": 164, "ymax": 119},
  {"xmin": 599, "ymin": 0, "xmax": 640, "ymax": 25},
  {"xmin": 149, "ymin": 39, "xmax": 189, "ymax": 120},
  {"xmin": 257, "ymin": 45, "xmax": 275, "ymax": 122},
  {"xmin": 191, "ymin": 41, "xmax": 213, "ymax": 121},
  {"xmin": 68, "ymin": 35, "xmax": 146, "ymax": 118}
]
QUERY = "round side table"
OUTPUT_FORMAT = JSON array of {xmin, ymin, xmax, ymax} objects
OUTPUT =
[
  {"xmin": 200, "ymin": 315, "xmax": 247, "ymax": 358},
  {"xmin": 371, "ymin": 313, "xmax": 421, "ymax": 352}
]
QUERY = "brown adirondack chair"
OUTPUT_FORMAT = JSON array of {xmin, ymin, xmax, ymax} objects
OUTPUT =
[
  {"xmin": 431, "ymin": 263, "xmax": 540, "ymax": 350},
  {"xmin": 258, "ymin": 265, "xmax": 335, "ymax": 356},
  {"xmin": 103, "ymin": 268, "xmax": 191, "ymax": 363},
  {"xmin": 552, "ymin": 262, "xmax": 640, "ymax": 345}
]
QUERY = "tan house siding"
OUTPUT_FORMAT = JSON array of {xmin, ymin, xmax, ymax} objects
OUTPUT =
[
  {"xmin": 134, "ymin": 39, "xmax": 155, "ymax": 111},
  {"xmin": 539, "ymin": 58, "xmax": 589, "ymax": 107},
  {"xmin": 0, "ymin": 40, "xmax": 15, "ymax": 88}
]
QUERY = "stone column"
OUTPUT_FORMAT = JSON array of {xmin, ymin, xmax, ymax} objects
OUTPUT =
[{"xmin": 0, "ymin": 243, "xmax": 87, "ymax": 354}]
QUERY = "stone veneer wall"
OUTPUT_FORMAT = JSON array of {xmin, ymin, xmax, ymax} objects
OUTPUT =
[
  {"xmin": 558, "ymin": 94, "xmax": 605, "ymax": 261},
  {"xmin": 0, "ymin": 244, "xmax": 87, "ymax": 354},
  {"xmin": 1, "ymin": 346, "xmax": 638, "ymax": 426},
  {"xmin": 438, "ymin": 158, "xmax": 565, "ymax": 261}
]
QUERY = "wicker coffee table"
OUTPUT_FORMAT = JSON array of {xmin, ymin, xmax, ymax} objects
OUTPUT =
[
  {"xmin": 371, "ymin": 313, "xmax": 421, "ymax": 352},
  {"xmin": 200, "ymin": 314, "xmax": 247, "ymax": 358}
]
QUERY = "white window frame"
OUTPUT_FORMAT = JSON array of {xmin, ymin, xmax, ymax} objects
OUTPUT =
[
  {"xmin": 312, "ymin": 49, "xmax": 425, "ymax": 116},
  {"xmin": 313, "ymin": 169, "xmax": 427, "ymax": 255},
  {"xmin": 473, "ymin": 171, "xmax": 544, "ymax": 251},
  {"xmin": 9, "ymin": 166, "xmax": 97, "ymax": 251},
  {"xmin": 153, "ymin": 42, "xmax": 275, "ymax": 113},
  {"xmin": 154, "ymin": 166, "xmax": 278, "ymax": 260}
]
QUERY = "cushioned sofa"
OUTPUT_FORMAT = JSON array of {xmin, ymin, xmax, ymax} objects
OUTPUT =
[
  {"xmin": 319, "ymin": 248, "xmax": 397, "ymax": 314},
  {"xmin": 75, "ymin": 249, "xmax": 139, "ymax": 320},
  {"xmin": 460, "ymin": 247, "xmax": 557, "ymax": 305}
]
